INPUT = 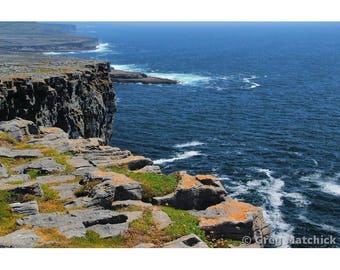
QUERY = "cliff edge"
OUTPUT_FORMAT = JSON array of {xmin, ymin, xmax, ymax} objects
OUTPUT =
[{"xmin": 0, "ymin": 54, "xmax": 116, "ymax": 143}]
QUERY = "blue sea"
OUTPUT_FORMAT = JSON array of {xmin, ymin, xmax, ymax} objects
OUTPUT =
[{"xmin": 48, "ymin": 22, "xmax": 340, "ymax": 247}]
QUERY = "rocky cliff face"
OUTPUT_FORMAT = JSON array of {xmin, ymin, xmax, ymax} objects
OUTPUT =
[{"xmin": 0, "ymin": 60, "xmax": 116, "ymax": 143}]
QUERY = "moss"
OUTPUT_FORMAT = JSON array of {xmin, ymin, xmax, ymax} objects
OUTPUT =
[{"xmin": 109, "ymin": 167, "xmax": 179, "ymax": 202}]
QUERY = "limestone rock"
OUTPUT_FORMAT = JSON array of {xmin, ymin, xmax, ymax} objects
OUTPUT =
[
  {"xmin": 87, "ymin": 223, "xmax": 129, "ymax": 238},
  {"xmin": 5, "ymin": 174, "xmax": 31, "ymax": 182},
  {"xmin": 0, "ymin": 147, "xmax": 42, "ymax": 158},
  {"xmin": 152, "ymin": 209, "xmax": 172, "ymax": 229},
  {"xmin": 4, "ymin": 182, "xmax": 43, "ymax": 199},
  {"xmin": 13, "ymin": 157, "xmax": 66, "ymax": 174},
  {"xmin": 135, "ymin": 165, "xmax": 161, "ymax": 174},
  {"xmin": 111, "ymin": 200, "xmax": 153, "ymax": 210},
  {"xmin": 10, "ymin": 201, "xmax": 39, "ymax": 215},
  {"xmin": 0, "ymin": 229, "xmax": 41, "ymax": 248},
  {"xmin": 0, "ymin": 118, "xmax": 39, "ymax": 141},
  {"xmin": 153, "ymin": 172, "xmax": 227, "ymax": 210},
  {"xmin": 67, "ymin": 156, "xmax": 92, "ymax": 169},
  {"xmin": 69, "ymin": 209, "xmax": 128, "ymax": 227},
  {"xmin": 162, "ymin": 234, "xmax": 209, "ymax": 248},
  {"xmin": 84, "ymin": 171, "xmax": 142, "ymax": 208},
  {"xmin": 190, "ymin": 197, "xmax": 271, "ymax": 245},
  {"xmin": 0, "ymin": 164, "xmax": 8, "ymax": 178},
  {"xmin": 51, "ymin": 182, "xmax": 80, "ymax": 200},
  {"xmin": 36, "ymin": 174, "xmax": 76, "ymax": 184}
]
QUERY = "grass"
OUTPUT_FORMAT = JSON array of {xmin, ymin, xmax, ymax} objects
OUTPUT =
[
  {"xmin": 28, "ymin": 169, "xmax": 40, "ymax": 179},
  {"xmin": 5, "ymin": 180, "xmax": 26, "ymax": 185},
  {"xmin": 109, "ymin": 167, "xmax": 179, "ymax": 202},
  {"xmin": 0, "ymin": 191, "xmax": 20, "ymax": 237},
  {"xmin": 161, "ymin": 206, "xmax": 208, "ymax": 243},
  {"xmin": 37, "ymin": 184, "xmax": 66, "ymax": 213}
]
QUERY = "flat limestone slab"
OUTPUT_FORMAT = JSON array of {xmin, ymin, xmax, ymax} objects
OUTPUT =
[{"xmin": 0, "ymin": 229, "xmax": 41, "ymax": 248}]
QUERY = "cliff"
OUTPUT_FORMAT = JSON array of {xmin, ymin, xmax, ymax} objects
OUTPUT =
[{"xmin": 0, "ymin": 54, "xmax": 116, "ymax": 143}]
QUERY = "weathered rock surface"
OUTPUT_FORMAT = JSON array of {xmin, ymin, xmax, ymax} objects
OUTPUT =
[
  {"xmin": 134, "ymin": 243, "xmax": 156, "ymax": 248},
  {"xmin": 0, "ymin": 147, "xmax": 42, "ymax": 158},
  {"xmin": 3, "ymin": 182, "xmax": 43, "ymax": 198},
  {"xmin": 0, "ymin": 118, "xmax": 39, "ymax": 141},
  {"xmin": 83, "ymin": 171, "xmax": 142, "ymax": 208},
  {"xmin": 153, "ymin": 172, "xmax": 227, "ymax": 210},
  {"xmin": 13, "ymin": 157, "xmax": 65, "ymax": 174},
  {"xmin": 152, "ymin": 208, "xmax": 172, "ymax": 229},
  {"xmin": 36, "ymin": 174, "xmax": 76, "ymax": 184},
  {"xmin": 111, "ymin": 200, "xmax": 153, "ymax": 210},
  {"xmin": 4, "ymin": 174, "xmax": 31, "ymax": 182},
  {"xmin": 190, "ymin": 197, "xmax": 271, "ymax": 244},
  {"xmin": 0, "ymin": 229, "xmax": 41, "ymax": 248},
  {"xmin": 0, "ymin": 163, "xmax": 8, "ymax": 178},
  {"xmin": 10, "ymin": 201, "xmax": 39, "ymax": 215},
  {"xmin": 135, "ymin": 165, "xmax": 161, "ymax": 174},
  {"xmin": 162, "ymin": 234, "xmax": 209, "ymax": 248},
  {"xmin": 51, "ymin": 183, "xmax": 80, "ymax": 200}
]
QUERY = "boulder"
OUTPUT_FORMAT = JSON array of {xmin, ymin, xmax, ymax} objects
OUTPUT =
[
  {"xmin": 0, "ymin": 118, "xmax": 39, "ymax": 141},
  {"xmin": 135, "ymin": 165, "xmax": 162, "ymax": 174},
  {"xmin": 0, "ymin": 229, "xmax": 41, "ymax": 248},
  {"xmin": 190, "ymin": 197, "xmax": 271, "ymax": 245},
  {"xmin": 83, "ymin": 171, "xmax": 142, "ymax": 208},
  {"xmin": 152, "ymin": 209, "xmax": 172, "ymax": 229},
  {"xmin": 0, "ymin": 164, "xmax": 8, "ymax": 178},
  {"xmin": 68, "ymin": 209, "xmax": 128, "ymax": 227},
  {"xmin": 13, "ymin": 157, "xmax": 66, "ymax": 174},
  {"xmin": 87, "ymin": 223, "xmax": 129, "ymax": 238},
  {"xmin": 153, "ymin": 172, "xmax": 227, "ymax": 210},
  {"xmin": 10, "ymin": 201, "xmax": 39, "ymax": 215},
  {"xmin": 162, "ymin": 234, "xmax": 209, "ymax": 248},
  {"xmin": 0, "ymin": 147, "xmax": 42, "ymax": 158},
  {"xmin": 4, "ymin": 182, "xmax": 43, "ymax": 199}
]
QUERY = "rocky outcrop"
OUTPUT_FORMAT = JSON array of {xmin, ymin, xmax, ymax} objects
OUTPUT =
[
  {"xmin": 162, "ymin": 234, "xmax": 209, "ymax": 248},
  {"xmin": 153, "ymin": 172, "xmax": 227, "ymax": 210},
  {"xmin": 190, "ymin": 198, "xmax": 271, "ymax": 245},
  {"xmin": 110, "ymin": 69, "xmax": 178, "ymax": 85},
  {"xmin": 0, "ymin": 229, "xmax": 41, "ymax": 248},
  {"xmin": 0, "ymin": 61, "xmax": 116, "ymax": 143}
]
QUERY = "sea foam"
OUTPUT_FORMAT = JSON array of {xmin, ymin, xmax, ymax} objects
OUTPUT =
[
  {"xmin": 174, "ymin": 141, "xmax": 205, "ymax": 148},
  {"xmin": 43, "ymin": 42, "xmax": 110, "ymax": 55},
  {"xmin": 153, "ymin": 151, "xmax": 201, "ymax": 165}
]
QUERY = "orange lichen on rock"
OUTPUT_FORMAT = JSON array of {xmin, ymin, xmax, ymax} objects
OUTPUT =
[{"xmin": 199, "ymin": 198, "xmax": 260, "ymax": 226}]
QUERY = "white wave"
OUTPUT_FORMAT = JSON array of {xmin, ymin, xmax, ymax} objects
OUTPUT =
[
  {"xmin": 253, "ymin": 168, "xmax": 294, "ymax": 247},
  {"xmin": 243, "ymin": 75, "xmax": 261, "ymax": 89},
  {"xmin": 110, "ymin": 64, "xmax": 146, "ymax": 72},
  {"xmin": 300, "ymin": 172, "xmax": 340, "ymax": 197},
  {"xmin": 153, "ymin": 151, "xmax": 201, "ymax": 165},
  {"xmin": 321, "ymin": 182, "xmax": 340, "ymax": 196},
  {"xmin": 284, "ymin": 192, "xmax": 310, "ymax": 207},
  {"xmin": 43, "ymin": 42, "xmax": 110, "ymax": 55},
  {"xmin": 146, "ymin": 72, "xmax": 211, "ymax": 85},
  {"xmin": 174, "ymin": 141, "xmax": 205, "ymax": 148}
]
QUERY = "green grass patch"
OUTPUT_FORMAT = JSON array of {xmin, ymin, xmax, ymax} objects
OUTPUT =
[
  {"xmin": 74, "ymin": 180, "xmax": 101, "ymax": 197},
  {"xmin": 109, "ymin": 167, "xmax": 179, "ymax": 202},
  {"xmin": 28, "ymin": 169, "xmax": 40, "ymax": 179},
  {"xmin": 161, "ymin": 206, "xmax": 208, "ymax": 244},
  {"xmin": 0, "ymin": 191, "xmax": 20, "ymax": 236}
]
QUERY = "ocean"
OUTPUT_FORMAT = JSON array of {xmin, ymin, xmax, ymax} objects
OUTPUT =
[{"xmin": 48, "ymin": 22, "xmax": 340, "ymax": 247}]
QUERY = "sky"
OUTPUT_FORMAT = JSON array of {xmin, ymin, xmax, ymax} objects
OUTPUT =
[{"xmin": 2, "ymin": 0, "xmax": 340, "ymax": 21}]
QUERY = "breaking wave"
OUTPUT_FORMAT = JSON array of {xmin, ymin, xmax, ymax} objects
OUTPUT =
[{"xmin": 153, "ymin": 151, "xmax": 202, "ymax": 165}]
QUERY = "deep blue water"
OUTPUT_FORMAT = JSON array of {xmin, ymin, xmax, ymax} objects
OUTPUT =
[{"xmin": 52, "ymin": 22, "xmax": 340, "ymax": 247}]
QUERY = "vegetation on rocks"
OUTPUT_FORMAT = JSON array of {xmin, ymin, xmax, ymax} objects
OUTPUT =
[{"xmin": 109, "ymin": 167, "xmax": 179, "ymax": 202}]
